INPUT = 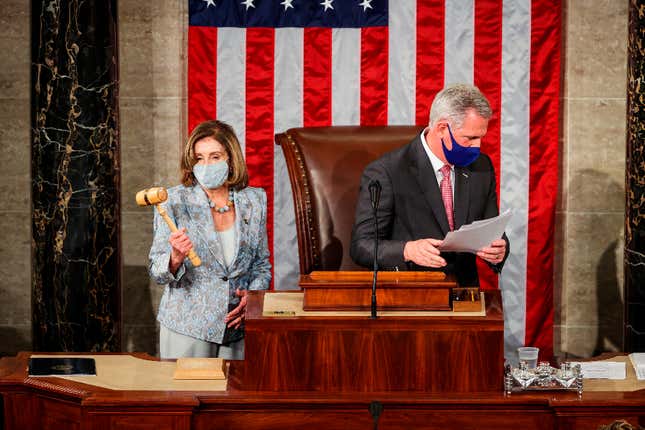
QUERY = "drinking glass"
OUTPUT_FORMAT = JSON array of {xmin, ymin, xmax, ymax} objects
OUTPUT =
[{"xmin": 517, "ymin": 347, "xmax": 539, "ymax": 369}]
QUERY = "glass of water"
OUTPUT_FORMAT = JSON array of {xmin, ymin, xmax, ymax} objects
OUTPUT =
[{"xmin": 517, "ymin": 347, "xmax": 539, "ymax": 369}]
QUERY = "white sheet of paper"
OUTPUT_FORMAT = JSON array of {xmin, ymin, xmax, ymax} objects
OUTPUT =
[
  {"xmin": 569, "ymin": 362, "xmax": 626, "ymax": 380},
  {"xmin": 629, "ymin": 353, "xmax": 645, "ymax": 380},
  {"xmin": 438, "ymin": 210, "xmax": 512, "ymax": 253}
]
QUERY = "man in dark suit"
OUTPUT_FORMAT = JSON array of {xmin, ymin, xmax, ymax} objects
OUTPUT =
[{"xmin": 350, "ymin": 84, "xmax": 509, "ymax": 286}]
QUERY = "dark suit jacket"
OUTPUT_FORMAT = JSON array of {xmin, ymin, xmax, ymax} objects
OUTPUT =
[{"xmin": 349, "ymin": 135, "xmax": 509, "ymax": 286}]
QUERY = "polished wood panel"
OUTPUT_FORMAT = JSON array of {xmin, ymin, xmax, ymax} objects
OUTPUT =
[
  {"xmin": 194, "ymin": 406, "xmax": 552, "ymax": 430},
  {"xmin": 41, "ymin": 399, "xmax": 81, "ymax": 430},
  {"xmin": 86, "ymin": 412, "xmax": 191, "ymax": 430},
  {"xmin": 306, "ymin": 271, "xmax": 450, "ymax": 281},
  {"xmin": 3, "ymin": 392, "xmax": 40, "ymax": 430},
  {"xmin": 300, "ymin": 271, "xmax": 458, "ymax": 311},
  {"xmin": 378, "ymin": 408, "xmax": 554, "ymax": 430},
  {"xmin": 302, "ymin": 285, "xmax": 452, "ymax": 311},
  {"xmin": 227, "ymin": 291, "xmax": 504, "ymax": 392},
  {"xmin": 194, "ymin": 410, "xmax": 374, "ymax": 430}
]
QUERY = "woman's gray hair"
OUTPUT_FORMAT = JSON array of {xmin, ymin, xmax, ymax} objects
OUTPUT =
[{"xmin": 429, "ymin": 84, "xmax": 492, "ymax": 128}]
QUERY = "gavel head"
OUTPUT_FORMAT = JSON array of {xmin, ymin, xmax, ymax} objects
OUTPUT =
[{"xmin": 136, "ymin": 187, "xmax": 168, "ymax": 207}]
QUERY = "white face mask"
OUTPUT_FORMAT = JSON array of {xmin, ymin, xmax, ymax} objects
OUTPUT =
[{"xmin": 193, "ymin": 160, "xmax": 229, "ymax": 189}]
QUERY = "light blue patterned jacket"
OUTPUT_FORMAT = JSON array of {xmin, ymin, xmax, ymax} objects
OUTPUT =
[{"xmin": 148, "ymin": 184, "xmax": 271, "ymax": 344}]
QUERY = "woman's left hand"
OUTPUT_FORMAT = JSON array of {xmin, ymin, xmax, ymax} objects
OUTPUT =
[{"xmin": 224, "ymin": 288, "xmax": 248, "ymax": 329}]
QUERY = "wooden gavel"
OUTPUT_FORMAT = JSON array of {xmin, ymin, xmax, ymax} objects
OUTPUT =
[{"xmin": 136, "ymin": 187, "xmax": 202, "ymax": 267}]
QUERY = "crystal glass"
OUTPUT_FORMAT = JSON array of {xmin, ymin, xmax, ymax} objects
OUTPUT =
[
  {"xmin": 512, "ymin": 361, "xmax": 536, "ymax": 388},
  {"xmin": 555, "ymin": 362, "xmax": 577, "ymax": 388}
]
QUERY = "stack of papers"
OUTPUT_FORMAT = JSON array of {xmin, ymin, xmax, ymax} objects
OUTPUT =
[
  {"xmin": 569, "ymin": 361, "xmax": 626, "ymax": 379},
  {"xmin": 629, "ymin": 353, "xmax": 645, "ymax": 380},
  {"xmin": 439, "ymin": 210, "xmax": 512, "ymax": 253}
]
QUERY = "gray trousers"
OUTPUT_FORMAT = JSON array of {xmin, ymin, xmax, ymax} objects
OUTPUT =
[{"xmin": 159, "ymin": 325, "xmax": 244, "ymax": 360}]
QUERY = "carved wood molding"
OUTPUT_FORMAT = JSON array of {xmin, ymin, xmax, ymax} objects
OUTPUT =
[{"xmin": 24, "ymin": 377, "xmax": 90, "ymax": 399}]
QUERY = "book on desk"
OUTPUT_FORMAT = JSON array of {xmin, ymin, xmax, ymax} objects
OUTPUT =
[
  {"xmin": 173, "ymin": 357, "xmax": 227, "ymax": 380},
  {"xmin": 28, "ymin": 357, "xmax": 96, "ymax": 376}
]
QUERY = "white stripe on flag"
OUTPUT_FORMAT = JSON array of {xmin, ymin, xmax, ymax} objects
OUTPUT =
[
  {"xmin": 444, "ymin": 0, "xmax": 475, "ymax": 85},
  {"xmin": 274, "ymin": 28, "xmax": 303, "ymax": 290},
  {"xmin": 388, "ymin": 0, "xmax": 416, "ymax": 124},
  {"xmin": 500, "ymin": 0, "xmax": 531, "ymax": 362},
  {"xmin": 216, "ymin": 28, "xmax": 246, "ymax": 152},
  {"xmin": 332, "ymin": 28, "xmax": 361, "ymax": 125}
]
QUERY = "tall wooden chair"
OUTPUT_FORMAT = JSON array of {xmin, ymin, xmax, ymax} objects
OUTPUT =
[{"xmin": 275, "ymin": 126, "xmax": 423, "ymax": 274}]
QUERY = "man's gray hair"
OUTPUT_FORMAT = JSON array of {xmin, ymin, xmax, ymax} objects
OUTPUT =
[{"xmin": 429, "ymin": 84, "xmax": 492, "ymax": 128}]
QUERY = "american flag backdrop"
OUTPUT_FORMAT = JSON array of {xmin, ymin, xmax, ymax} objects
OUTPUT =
[{"xmin": 187, "ymin": 0, "xmax": 561, "ymax": 361}]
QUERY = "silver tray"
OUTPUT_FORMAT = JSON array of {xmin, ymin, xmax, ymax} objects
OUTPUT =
[{"xmin": 504, "ymin": 362, "xmax": 583, "ymax": 394}]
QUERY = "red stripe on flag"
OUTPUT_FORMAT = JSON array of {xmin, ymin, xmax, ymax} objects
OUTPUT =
[
  {"xmin": 188, "ymin": 26, "xmax": 217, "ymax": 134},
  {"xmin": 245, "ymin": 28, "xmax": 275, "ymax": 288},
  {"xmin": 527, "ymin": 1, "xmax": 561, "ymax": 360},
  {"xmin": 474, "ymin": 0, "xmax": 503, "ymax": 291},
  {"xmin": 303, "ymin": 28, "xmax": 332, "ymax": 126},
  {"xmin": 415, "ymin": 0, "xmax": 445, "ymax": 125},
  {"xmin": 360, "ymin": 27, "xmax": 388, "ymax": 125}
]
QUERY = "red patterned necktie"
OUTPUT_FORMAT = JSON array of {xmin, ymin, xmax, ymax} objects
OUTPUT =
[{"xmin": 439, "ymin": 164, "xmax": 454, "ymax": 231}]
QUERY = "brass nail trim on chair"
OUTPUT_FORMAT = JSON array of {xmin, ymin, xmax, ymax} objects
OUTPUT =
[{"xmin": 285, "ymin": 132, "xmax": 320, "ymax": 271}]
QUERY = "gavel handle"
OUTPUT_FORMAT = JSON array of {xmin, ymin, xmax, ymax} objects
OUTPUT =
[{"xmin": 156, "ymin": 204, "xmax": 202, "ymax": 267}]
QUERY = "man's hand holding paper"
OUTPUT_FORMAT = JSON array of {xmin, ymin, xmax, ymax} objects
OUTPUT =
[
  {"xmin": 439, "ymin": 210, "xmax": 512, "ymax": 256},
  {"xmin": 402, "ymin": 211, "xmax": 511, "ymax": 268},
  {"xmin": 476, "ymin": 238, "xmax": 507, "ymax": 265}
]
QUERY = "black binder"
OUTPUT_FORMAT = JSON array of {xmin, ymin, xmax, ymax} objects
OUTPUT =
[{"xmin": 28, "ymin": 357, "xmax": 96, "ymax": 376}]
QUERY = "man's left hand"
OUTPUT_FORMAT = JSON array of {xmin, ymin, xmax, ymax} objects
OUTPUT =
[
  {"xmin": 476, "ymin": 239, "xmax": 507, "ymax": 265},
  {"xmin": 224, "ymin": 288, "xmax": 248, "ymax": 329}
]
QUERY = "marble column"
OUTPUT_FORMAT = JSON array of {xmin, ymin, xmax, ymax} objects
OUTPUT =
[
  {"xmin": 625, "ymin": 0, "xmax": 645, "ymax": 352},
  {"xmin": 31, "ymin": 0, "xmax": 121, "ymax": 351}
]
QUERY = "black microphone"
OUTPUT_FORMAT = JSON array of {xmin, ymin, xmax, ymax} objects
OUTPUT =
[{"xmin": 368, "ymin": 180, "xmax": 382, "ymax": 319}]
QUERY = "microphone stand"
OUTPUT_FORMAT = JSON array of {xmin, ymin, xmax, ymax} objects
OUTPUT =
[
  {"xmin": 368, "ymin": 180, "xmax": 381, "ymax": 319},
  {"xmin": 371, "ymin": 203, "xmax": 379, "ymax": 319}
]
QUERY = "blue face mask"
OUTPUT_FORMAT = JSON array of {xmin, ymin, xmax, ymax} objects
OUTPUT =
[
  {"xmin": 193, "ymin": 160, "xmax": 229, "ymax": 189},
  {"xmin": 441, "ymin": 124, "xmax": 480, "ymax": 167}
]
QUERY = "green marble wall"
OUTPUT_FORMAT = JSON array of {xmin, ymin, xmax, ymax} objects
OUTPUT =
[
  {"xmin": 625, "ymin": 0, "xmax": 645, "ymax": 352},
  {"xmin": 31, "ymin": 0, "xmax": 121, "ymax": 351}
]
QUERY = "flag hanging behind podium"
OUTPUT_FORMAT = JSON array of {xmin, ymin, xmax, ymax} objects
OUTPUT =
[{"xmin": 187, "ymin": 0, "xmax": 560, "ymax": 360}]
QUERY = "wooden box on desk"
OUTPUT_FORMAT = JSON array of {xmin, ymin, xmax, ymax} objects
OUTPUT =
[
  {"xmin": 227, "ymin": 287, "xmax": 505, "ymax": 394},
  {"xmin": 299, "ymin": 270, "xmax": 458, "ymax": 311}
]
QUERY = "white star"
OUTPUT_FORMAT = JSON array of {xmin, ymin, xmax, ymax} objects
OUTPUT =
[
  {"xmin": 320, "ymin": 0, "xmax": 334, "ymax": 12},
  {"xmin": 202, "ymin": 0, "xmax": 216, "ymax": 7},
  {"xmin": 358, "ymin": 0, "xmax": 372, "ymax": 12},
  {"xmin": 241, "ymin": 0, "xmax": 255, "ymax": 10},
  {"xmin": 281, "ymin": 0, "xmax": 294, "ymax": 11}
]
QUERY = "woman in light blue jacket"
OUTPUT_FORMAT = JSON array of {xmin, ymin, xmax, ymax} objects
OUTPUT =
[{"xmin": 148, "ymin": 120, "xmax": 271, "ymax": 359}]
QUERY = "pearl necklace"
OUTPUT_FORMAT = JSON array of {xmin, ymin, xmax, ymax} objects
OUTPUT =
[{"xmin": 208, "ymin": 189, "xmax": 234, "ymax": 213}]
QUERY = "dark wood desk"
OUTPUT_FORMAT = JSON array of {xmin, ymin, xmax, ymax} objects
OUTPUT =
[
  {"xmin": 228, "ymin": 290, "xmax": 504, "ymax": 393},
  {"xmin": 1, "ymin": 354, "xmax": 645, "ymax": 430},
  {"xmin": 1, "ymin": 291, "xmax": 644, "ymax": 429}
]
